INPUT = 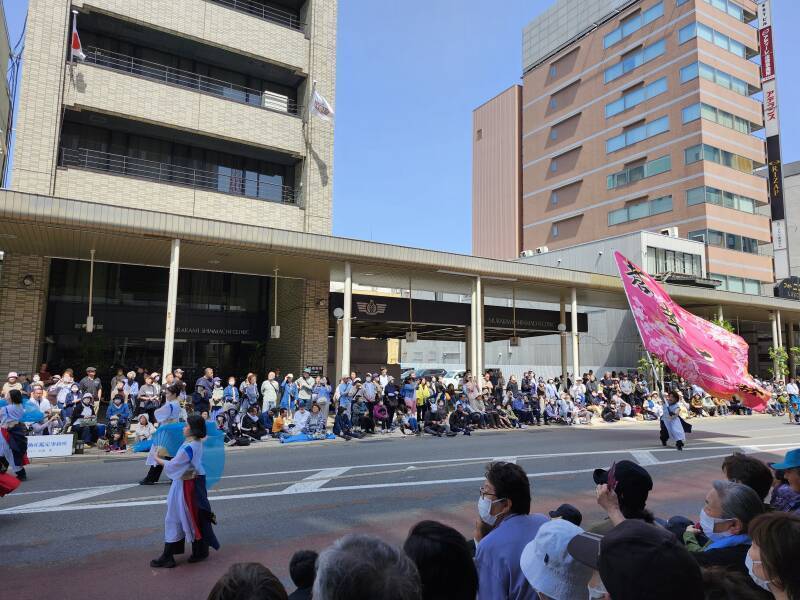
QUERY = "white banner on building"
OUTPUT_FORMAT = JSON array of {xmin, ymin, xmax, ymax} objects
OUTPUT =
[{"xmin": 27, "ymin": 434, "xmax": 74, "ymax": 458}]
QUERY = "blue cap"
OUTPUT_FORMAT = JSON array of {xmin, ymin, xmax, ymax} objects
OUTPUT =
[{"xmin": 770, "ymin": 448, "xmax": 800, "ymax": 471}]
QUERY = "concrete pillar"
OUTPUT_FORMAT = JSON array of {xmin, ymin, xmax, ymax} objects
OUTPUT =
[
  {"xmin": 776, "ymin": 310, "xmax": 783, "ymax": 348},
  {"xmin": 717, "ymin": 305, "xmax": 723, "ymax": 322},
  {"xmin": 571, "ymin": 287, "xmax": 580, "ymax": 381},
  {"xmin": 334, "ymin": 317, "xmax": 343, "ymax": 381},
  {"xmin": 465, "ymin": 325, "xmax": 473, "ymax": 374},
  {"xmin": 788, "ymin": 322, "xmax": 796, "ymax": 377},
  {"xmin": 162, "ymin": 239, "xmax": 180, "ymax": 377},
  {"xmin": 476, "ymin": 276, "xmax": 484, "ymax": 377},
  {"xmin": 771, "ymin": 313, "xmax": 779, "ymax": 378},
  {"xmin": 341, "ymin": 262, "xmax": 352, "ymax": 378},
  {"xmin": 559, "ymin": 296, "xmax": 568, "ymax": 380}
]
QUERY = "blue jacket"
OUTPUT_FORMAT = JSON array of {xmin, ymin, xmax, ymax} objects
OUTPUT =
[
  {"xmin": 333, "ymin": 412, "xmax": 352, "ymax": 435},
  {"xmin": 106, "ymin": 401, "xmax": 131, "ymax": 422},
  {"xmin": 475, "ymin": 513, "xmax": 548, "ymax": 600},
  {"xmin": 223, "ymin": 385, "xmax": 239, "ymax": 404},
  {"xmin": 281, "ymin": 382, "xmax": 297, "ymax": 408}
]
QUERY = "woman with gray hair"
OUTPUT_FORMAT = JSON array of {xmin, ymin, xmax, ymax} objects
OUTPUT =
[
  {"xmin": 688, "ymin": 479, "xmax": 765, "ymax": 576},
  {"xmin": 313, "ymin": 534, "xmax": 421, "ymax": 600}
]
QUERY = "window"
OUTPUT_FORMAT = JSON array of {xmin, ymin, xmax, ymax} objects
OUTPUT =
[
  {"xmin": 604, "ymin": 2, "xmax": 664, "ymax": 48},
  {"xmin": 684, "ymin": 143, "xmax": 763, "ymax": 174},
  {"xmin": 549, "ymin": 64, "xmax": 558, "ymax": 78},
  {"xmin": 550, "ymin": 129, "xmax": 558, "ymax": 141},
  {"xmin": 680, "ymin": 61, "xmax": 753, "ymax": 96},
  {"xmin": 607, "ymin": 154, "xmax": 671, "ymax": 188},
  {"xmin": 476, "ymin": 129, "xmax": 482, "ymax": 141},
  {"xmin": 681, "ymin": 102, "xmax": 755, "ymax": 133},
  {"xmin": 550, "ymin": 191, "xmax": 559, "ymax": 205},
  {"xmin": 606, "ymin": 115, "xmax": 669, "ymax": 152},
  {"xmin": 701, "ymin": 0, "xmax": 748, "ymax": 23},
  {"xmin": 604, "ymin": 39, "xmax": 666, "ymax": 83},
  {"xmin": 688, "ymin": 229, "xmax": 759, "ymax": 253},
  {"xmin": 607, "ymin": 194, "xmax": 673, "ymax": 225},
  {"xmin": 552, "ymin": 223, "xmax": 559, "ymax": 237},
  {"xmin": 679, "ymin": 22, "xmax": 749, "ymax": 58},
  {"xmin": 549, "ymin": 97, "xmax": 558, "ymax": 110},
  {"xmin": 550, "ymin": 160, "xmax": 558, "ymax": 173},
  {"xmin": 676, "ymin": 0, "xmax": 690, "ymax": 4},
  {"xmin": 605, "ymin": 77, "xmax": 668, "ymax": 117}
]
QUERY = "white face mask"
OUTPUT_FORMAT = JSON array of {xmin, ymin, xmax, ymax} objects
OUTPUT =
[
  {"xmin": 700, "ymin": 508, "xmax": 733, "ymax": 542},
  {"xmin": 478, "ymin": 496, "xmax": 504, "ymax": 526},
  {"xmin": 588, "ymin": 582, "xmax": 608, "ymax": 600},
  {"xmin": 745, "ymin": 553, "xmax": 772, "ymax": 591}
]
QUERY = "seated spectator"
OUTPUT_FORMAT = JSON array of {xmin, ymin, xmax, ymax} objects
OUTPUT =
[
  {"xmin": 690, "ymin": 394, "xmax": 705, "ymax": 417},
  {"xmin": 240, "ymin": 405, "xmax": 267, "ymax": 441},
  {"xmin": 768, "ymin": 449, "xmax": 800, "ymax": 514},
  {"xmin": 304, "ymin": 403, "xmax": 326, "ymax": 439},
  {"xmin": 549, "ymin": 503, "xmax": 583, "ymax": 527},
  {"xmin": 520, "ymin": 518, "xmax": 593, "ymax": 600},
  {"xmin": 332, "ymin": 406, "xmax": 363, "ymax": 440},
  {"xmin": 261, "ymin": 407, "xmax": 275, "ymax": 433},
  {"xmin": 403, "ymin": 520, "xmax": 478, "ymax": 600},
  {"xmin": 543, "ymin": 399, "xmax": 559, "ymax": 425},
  {"xmin": 702, "ymin": 394, "xmax": 718, "ymax": 416},
  {"xmin": 512, "ymin": 394, "xmax": 532, "ymax": 425},
  {"xmin": 713, "ymin": 396, "xmax": 730, "ymax": 416},
  {"xmin": 729, "ymin": 397, "xmax": 753, "ymax": 416},
  {"xmin": 31, "ymin": 408, "xmax": 63, "ymax": 436},
  {"xmin": 293, "ymin": 403, "xmax": 311, "ymax": 433},
  {"xmin": 685, "ymin": 480, "xmax": 764, "ymax": 574},
  {"xmin": 313, "ymin": 534, "xmax": 421, "ymax": 600},
  {"xmin": 134, "ymin": 414, "xmax": 155, "ymax": 443},
  {"xmin": 71, "ymin": 393, "xmax": 99, "ymax": 446},
  {"xmin": 351, "ymin": 396, "xmax": 373, "ymax": 433},
  {"xmin": 373, "ymin": 399, "xmax": 390, "ymax": 431},
  {"xmin": 448, "ymin": 404, "xmax": 472, "ymax": 435},
  {"xmin": 423, "ymin": 408, "xmax": 447, "ymax": 437},
  {"xmin": 641, "ymin": 392, "xmax": 663, "ymax": 421},
  {"xmin": 207, "ymin": 562, "xmax": 288, "ymax": 600},
  {"xmin": 496, "ymin": 401, "xmax": 518, "ymax": 428},
  {"xmin": 272, "ymin": 408, "xmax": 291, "ymax": 439},
  {"xmin": 192, "ymin": 385, "xmax": 210, "ymax": 415},
  {"xmin": 210, "ymin": 377, "xmax": 224, "ymax": 416},
  {"xmin": 701, "ymin": 567, "xmax": 772, "ymax": 600},
  {"xmin": 747, "ymin": 512, "xmax": 800, "ymax": 599},
  {"xmin": 104, "ymin": 414, "xmax": 127, "ymax": 452},
  {"xmin": 475, "ymin": 461, "xmax": 548, "ymax": 600},
  {"xmin": 288, "ymin": 550, "xmax": 317, "ymax": 600},
  {"xmin": 107, "ymin": 394, "xmax": 131, "ymax": 426},
  {"xmin": 601, "ymin": 400, "xmax": 619, "ymax": 422},
  {"xmin": 722, "ymin": 453, "xmax": 773, "ymax": 505},
  {"xmin": 568, "ymin": 519, "xmax": 704, "ymax": 600},
  {"xmin": 588, "ymin": 460, "xmax": 654, "ymax": 534},
  {"xmin": 397, "ymin": 405, "xmax": 417, "ymax": 435}
]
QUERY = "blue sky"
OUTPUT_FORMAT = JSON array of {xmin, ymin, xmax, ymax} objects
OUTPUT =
[{"xmin": 4, "ymin": 0, "xmax": 800, "ymax": 255}]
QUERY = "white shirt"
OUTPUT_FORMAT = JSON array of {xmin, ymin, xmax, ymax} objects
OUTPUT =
[
  {"xmin": 379, "ymin": 374, "xmax": 390, "ymax": 388},
  {"xmin": 33, "ymin": 397, "xmax": 52, "ymax": 413},
  {"xmin": 786, "ymin": 382, "xmax": 799, "ymax": 396},
  {"xmin": 293, "ymin": 409, "xmax": 310, "ymax": 432}
]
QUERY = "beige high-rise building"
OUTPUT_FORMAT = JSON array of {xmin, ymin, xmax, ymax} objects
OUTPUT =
[
  {"xmin": 0, "ymin": 0, "xmax": 336, "ymax": 376},
  {"xmin": 474, "ymin": 0, "xmax": 772, "ymax": 296}
]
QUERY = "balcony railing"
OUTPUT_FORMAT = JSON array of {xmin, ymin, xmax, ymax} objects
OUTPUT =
[
  {"xmin": 208, "ymin": 0, "xmax": 304, "ymax": 31},
  {"xmin": 59, "ymin": 147, "xmax": 297, "ymax": 205},
  {"xmin": 82, "ymin": 47, "xmax": 299, "ymax": 116}
]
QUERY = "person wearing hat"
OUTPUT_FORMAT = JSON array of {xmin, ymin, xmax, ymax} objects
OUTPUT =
[
  {"xmin": 78, "ymin": 367, "xmax": 103, "ymax": 414},
  {"xmin": 549, "ymin": 503, "xmax": 583, "ymax": 527},
  {"xmin": 520, "ymin": 519, "xmax": 593, "ymax": 600},
  {"xmin": 297, "ymin": 369, "xmax": 315, "ymax": 409},
  {"xmin": 1, "ymin": 372, "xmax": 22, "ymax": 400},
  {"xmin": 587, "ymin": 460, "xmax": 654, "ymax": 535},
  {"xmin": 72, "ymin": 392, "xmax": 99, "ymax": 446},
  {"xmin": 769, "ymin": 449, "xmax": 800, "ymax": 514},
  {"xmin": 568, "ymin": 519, "xmax": 704, "ymax": 600}
]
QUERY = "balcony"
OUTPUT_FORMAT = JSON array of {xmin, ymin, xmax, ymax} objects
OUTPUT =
[
  {"xmin": 209, "ymin": 0, "xmax": 304, "ymax": 32},
  {"xmin": 59, "ymin": 147, "xmax": 297, "ymax": 205},
  {"xmin": 64, "ymin": 60, "xmax": 306, "ymax": 157},
  {"xmin": 83, "ymin": 47, "xmax": 299, "ymax": 115}
]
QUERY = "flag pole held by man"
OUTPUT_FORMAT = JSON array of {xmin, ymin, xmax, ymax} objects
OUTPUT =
[{"xmin": 614, "ymin": 251, "xmax": 768, "ymax": 411}]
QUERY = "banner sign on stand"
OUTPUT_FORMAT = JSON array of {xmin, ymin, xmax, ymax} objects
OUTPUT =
[{"xmin": 27, "ymin": 434, "xmax": 74, "ymax": 458}]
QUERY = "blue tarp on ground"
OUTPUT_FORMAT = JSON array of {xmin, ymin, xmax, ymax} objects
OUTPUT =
[{"xmin": 279, "ymin": 433, "xmax": 336, "ymax": 444}]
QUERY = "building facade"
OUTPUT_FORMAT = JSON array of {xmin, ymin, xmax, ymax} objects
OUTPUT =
[
  {"xmin": 0, "ymin": 1, "xmax": 11, "ymax": 184},
  {"xmin": 474, "ymin": 0, "xmax": 773, "ymax": 294},
  {"xmin": 1, "ymin": 0, "xmax": 336, "ymax": 379}
]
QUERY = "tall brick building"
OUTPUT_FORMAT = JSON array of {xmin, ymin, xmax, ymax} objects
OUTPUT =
[{"xmin": 1, "ymin": 0, "xmax": 336, "ymax": 379}]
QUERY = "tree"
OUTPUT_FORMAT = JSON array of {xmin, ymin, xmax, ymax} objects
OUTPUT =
[
  {"xmin": 769, "ymin": 346, "xmax": 789, "ymax": 380},
  {"xmin": 637, "ymin": 355, "xmax": 665, "ymax": 391},
  {"xmin": 711, "ymin": 315, "xmax": 735, "ymax": 333}
]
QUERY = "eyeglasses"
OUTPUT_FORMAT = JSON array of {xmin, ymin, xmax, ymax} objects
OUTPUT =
[{"xmin": 479, "ymin": 488, "xmax": 500, "ymax": 500}]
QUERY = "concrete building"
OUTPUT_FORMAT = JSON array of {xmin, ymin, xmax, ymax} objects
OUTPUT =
[
  {"xmin": 0, "ymin": 2, "xmax": 11, "ymax": 184},
  {"xmin": 474, "ymin": 0, "xmax": 773, "ymax": 296},
  {"xmin": 1, "ymin": 0, "xmax": 336, "ymax": 378}
]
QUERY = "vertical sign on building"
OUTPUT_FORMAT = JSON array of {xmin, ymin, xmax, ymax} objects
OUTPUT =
[{"xmin": 758, "ymin": 0, "xmax": 789, "ymax": 279}]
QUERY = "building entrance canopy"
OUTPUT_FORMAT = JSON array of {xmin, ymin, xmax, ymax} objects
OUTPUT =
[{"xmin": 329, "ymin": 292, "xmax": 588, "ymax": 342}]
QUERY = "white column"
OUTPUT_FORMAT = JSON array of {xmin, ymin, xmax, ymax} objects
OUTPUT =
[
  {"xmin": 476, "ymin": 276, "xmax": 484, "ymax": 377},
  {"xmin": 341, "ymin": 262, "xmax": 352, "ymax": 378},
  {"xmin": 771, "ymin": 312, "xmax": 779, "ymax": 378},
  {"xmin": 465, "ymin": 325, "xmax": 473, "ymax": 375},
  {"xmin": 470, "ymin": 281, "xmax": 478, "ymax": 376},
  {"xmin": 788, "ymin": 322, "xmax": 796, "ymax": 377},
  {"xmin": 162, "ymin": 239, "xmax": 180, "ymax": 377},
  {"xmin": 717, "ymin": 305, "xmax": 723, "ymax": 322},
  {"xmin": 571, "ymin": 287, "xmax": 580, "ymax": 381},
  {"xmin": 777, "ymin": 310, "xmax": 783, "ymax": 348},
  {"xmin": 560, "ymin": 296, "xmax": 568, "ymax": 380}
]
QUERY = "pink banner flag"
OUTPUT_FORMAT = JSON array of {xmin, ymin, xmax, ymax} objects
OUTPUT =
[{"xmin": 614, "ymin": 251, "xmax": 768, "ymax": 411}]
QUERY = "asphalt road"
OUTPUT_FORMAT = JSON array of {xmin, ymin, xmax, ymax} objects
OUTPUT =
[{"xmin": 2, "ymin": 415, "xmax": 798, "ymax": 600}]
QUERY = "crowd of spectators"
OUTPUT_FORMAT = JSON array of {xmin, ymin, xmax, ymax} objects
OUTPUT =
[{"xmin": 204, "ymin": 448, "xmax": 800, "ymax": 600}]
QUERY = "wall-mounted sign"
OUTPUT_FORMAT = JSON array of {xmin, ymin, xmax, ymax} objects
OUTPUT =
[{"xmin": 775, "ymin": 277, "xmax": 800, "ymax": 301}]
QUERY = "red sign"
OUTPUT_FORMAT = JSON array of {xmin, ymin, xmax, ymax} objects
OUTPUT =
[{"xmin": 759, "ymin": 25, "xmax": 775, "ymax": 82}]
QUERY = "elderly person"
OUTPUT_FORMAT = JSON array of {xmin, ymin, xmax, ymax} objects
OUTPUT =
[
  {"xmin": 1, "ymin": 371, "xmax": 22, "ymax": 400},
  {"xmin": 685, "ymin": 480, "xmax": 764, "ymax": 574},
  {"xmin": 303, "ymin": 402, "xmax": 327, "ymax": 439},
  {"xmin": 313, "ymin": 534, "xmax": 421, "ymax": 600}
]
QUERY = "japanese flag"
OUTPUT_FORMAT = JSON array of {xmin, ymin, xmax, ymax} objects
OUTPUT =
[{"xmin": 71, "ymin": 13, "xmax": 86, "ymax": 61}]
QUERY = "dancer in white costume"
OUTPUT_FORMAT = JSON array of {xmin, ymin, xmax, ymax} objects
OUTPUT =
[{"xmin": 660, "ymin": 389, "xmax": 690, "ymax": 451}]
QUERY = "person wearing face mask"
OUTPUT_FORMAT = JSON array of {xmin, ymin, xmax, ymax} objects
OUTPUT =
[
  {"xmin": 475, "ymin": 461, "xmax": 548, "ymax": 600},
  {"xmin": 746, "ymin": 512, "xmax": 800, "ymax": 599},
  {"xmin": 685, "ymin": 480, "xmax": 764, "ymax": 574},
  {"xmin": 72, "ymin": 393, "xmax": 99, "ymax": 446}
]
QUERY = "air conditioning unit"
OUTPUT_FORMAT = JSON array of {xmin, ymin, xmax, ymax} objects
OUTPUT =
[
  {"xmin": 509, "ymin": 336, "xmax": 521, "ymax": 347},
  {"xmin": 405, "ymin": 331, "xmax": 418, "ymax": 343},
  {"xmin": 659, "ymin": 227, "xmax": 679, "ymax": 238},
  {"xmin": 535, "ymin": 246, "xmax": 550, "ymax": 254},
  {"xmin": 262, "ymin": 91, "xmax": 290, "ymax": 113},
  {"xmin": 520, "ymin": 249, "xmax": 535, "ymax": 258}
]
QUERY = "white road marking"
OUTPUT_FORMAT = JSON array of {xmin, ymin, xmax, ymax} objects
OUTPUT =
[
  {"xmin": 281, "ymin": 467, "xmax": 351, "ymax": 493},
  {"xmin": 3, "ymin": 444, "xmax": 794, "ymax": 515},
  {"xmin": 494, "ymin": 456, "xmax": 518, "ymax": 464},
  {"xmin": 630, "ymin": 450, "xmax": 658, "ymax": 466},
  {"xmin": 0, "ymin": 483, "xmax": 137, "ymax": 514}
]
